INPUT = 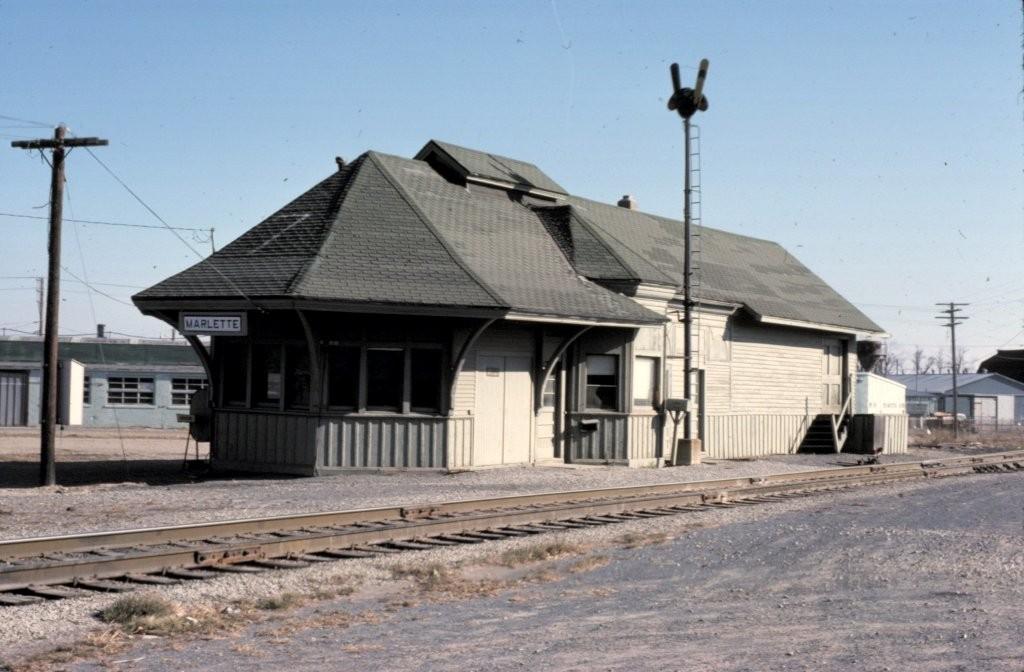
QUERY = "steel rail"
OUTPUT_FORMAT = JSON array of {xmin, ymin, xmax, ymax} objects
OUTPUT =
[
  {"xmin": 0, "ymin": 450, "xmax": 1020, "ymax": 602},
  {"xmin": 4, "ymin": 449, "xmax": 1020, "ymax": 558}
]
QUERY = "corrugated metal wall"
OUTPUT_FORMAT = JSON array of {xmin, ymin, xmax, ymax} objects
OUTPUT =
[
  {"xmin": 880, "ymin": 414, "xmax": 908, "ymax": 454},
  {"xmin": 0, "ymin": 371, "xmax": 28, "ymax": 426},
  {"xmin": 215, "ymin": 410, "xmax": 319, "ymax": 473},
  {"xmin": 704, "ymin": 414, "xmax": 811, "ymax": 458},
  {"xmin": 323, "ymin": 416, "xmax": 448, "ymax": 469}
]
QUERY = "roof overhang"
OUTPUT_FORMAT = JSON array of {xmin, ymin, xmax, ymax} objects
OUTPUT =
[
  {"xmin": 505, "ymin": 311, "xmax": 665, "ymax": 329},
  {"xmin": 750, "ymin": 313, "xmax": 888, "ymax": 339}
]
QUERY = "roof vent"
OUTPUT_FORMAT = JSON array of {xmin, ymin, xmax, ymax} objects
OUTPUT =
[
  {"xmin": 335, "ymin": 156, "xmax": 345, "ymax": 171},
  {"xmin": 96, "ymin": 323, "xmax": 105, "ymax": 339},
  {"xmin": 617, "ymin": 194, "xmax": 637, "ymax": 210}
]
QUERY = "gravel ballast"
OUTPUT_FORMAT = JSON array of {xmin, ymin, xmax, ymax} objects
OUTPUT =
[
  {"xmin": 0, "ymin": 428, "xmax": 992, "ymax": 541},
  {"xmin": 0, "ymin": 470, "xmax": 1018, "ymax": 670}
]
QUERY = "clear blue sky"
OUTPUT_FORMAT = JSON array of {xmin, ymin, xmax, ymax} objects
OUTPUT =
[{"xmin": 2, "ymin": 1, "xmax": 1021, "ymax": 367}]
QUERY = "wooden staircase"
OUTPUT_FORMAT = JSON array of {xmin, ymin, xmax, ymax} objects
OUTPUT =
[{"xmin": 798, "ymin": 393, "xmax": 853, "ymax": 454}]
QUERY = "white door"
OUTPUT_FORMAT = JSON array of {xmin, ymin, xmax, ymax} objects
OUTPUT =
[
  {"xmin": 821, "ymin": 340, "xmax": 843, "ymax": 413},
  {"xmin": 474, "ymin": 354, "xmax": 532, "ymax": 465}
]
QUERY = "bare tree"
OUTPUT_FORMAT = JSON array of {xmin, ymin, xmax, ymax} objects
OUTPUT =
[
  {"xmin": 873, "ymin": 341, "xmax": 904, "ymax": 375},
  {"xmin": 955, "ymin": 345, "xmax": 973, "ymax": 374},
  {"xmin": 935, "ymin": 349, "xmax": 947, "ymax": 374},
  {"xmin": 911, "ymin": 346, "xmax": 935, "ymax": 375}
]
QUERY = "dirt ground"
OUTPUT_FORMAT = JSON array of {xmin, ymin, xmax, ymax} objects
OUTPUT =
[{"xmin": 2, "ymin": 469, "xmax": 1018, "ymax": 671}]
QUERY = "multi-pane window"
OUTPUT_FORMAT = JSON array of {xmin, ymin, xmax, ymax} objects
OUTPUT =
[
  {"xmin": 585, "ymin": 355, "xmax": 619, "ymax": 411},
  {"xmin": 366, "ymin": 348, "xmax": 403, "ymax": 410},
  {"xmin": 108, "ymin": 377, "xmax": 154, "ymax": 405},
  {"xmin": 326, "ymin": 345, "xmax": 360, "ymax": 408},
  {"xmin": 251, "ymin": 343, "xmax": 282, "ymax": 406},
  {"xmin": 285, "ymin": 344, "xmax": 310, "ymax": 409},
  {"xmin": 633, "ymin": 357, "xmax": 658, "ymax": 408},
  {"xmin": 410, "ymin": 348, "xmax": 443, "ymax": 412},
  {"xmin": 83, "ymin": 376, "xmax": 91, "ymax": 405},
  {"xmin": 541, "ymin": 376, "xmax": 557, "ymax": 409},
  {"xmin": 171, "ymin": 378, "xmax": 207, "ymax": 406},
  {"xmin": 221, "ymin": 341, "xmax": 248, "ymax": 406}
]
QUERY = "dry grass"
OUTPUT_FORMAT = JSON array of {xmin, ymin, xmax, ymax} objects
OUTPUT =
[
  {"xmin": 254, "ymin": 592, "xmax": 304, "ymax": 611},
  {"xmin": 567, "ymin": 555, "xmax": 610, "ymax": 574},
  {"xmin": 615, "ymin": 531, "xmax": 671, "ymax": 548},
  {"xmin": 498, "ymin": 541, "xmax": 584, "ymax": 567},
  {"xmin": 391, "ymin": 562, "xmax": 509, "ymax": 601},
  {"xmin": 5, "ymin": 629, "xmax": 130, "ymax": 672},
  {"xmin": 98, "ymin": 593, "xmax": 252, "ymax": 637}
]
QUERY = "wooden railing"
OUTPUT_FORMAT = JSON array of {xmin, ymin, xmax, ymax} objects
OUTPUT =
[{"xmin": 830, "ymin": 391, "xmax": 853, "ymax": 453}]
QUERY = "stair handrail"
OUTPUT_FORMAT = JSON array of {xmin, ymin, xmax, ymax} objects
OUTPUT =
[{"xmin": 830, "ymin": 390, "xmax": 853, "ymax": 453}]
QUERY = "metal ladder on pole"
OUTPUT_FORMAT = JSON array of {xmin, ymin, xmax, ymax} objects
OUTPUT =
[{"xmin": 689, "ymin": 124, "xmax": 703, "ymax": 400}]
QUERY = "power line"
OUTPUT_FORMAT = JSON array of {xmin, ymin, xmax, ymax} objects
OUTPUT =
[
  {"xmin": 0, "ymin": 211, "xmax": 209, "ymax": 233},
  {"xmin": 0, "ymin": 113, "xmax": 53, "ymax": 128},
  {"xmin": 83, "ymin": 147, "xmax": 257, "ymax": 310},
  {"xmin": 60, "ymin": 265, "xmax": 133, "ymax": 306}
]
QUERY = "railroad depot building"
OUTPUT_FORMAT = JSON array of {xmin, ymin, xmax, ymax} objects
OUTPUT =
[{"xmin": 133, "ymin": 140, "xmax": 896, "ymax": 475}]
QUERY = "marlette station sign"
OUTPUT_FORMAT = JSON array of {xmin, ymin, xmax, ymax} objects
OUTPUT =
[{"xmin": 180, "ymin": 313, "xmax": 247, "ymax": 335}]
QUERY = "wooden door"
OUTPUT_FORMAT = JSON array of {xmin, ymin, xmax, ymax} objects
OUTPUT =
[
  {"xmin": 473, "ymin": 354, "xmax": 532, "ymax": 465},
  {"xmin": 821, "ymin": 340, "xmax": 843, "ymax": 413}
]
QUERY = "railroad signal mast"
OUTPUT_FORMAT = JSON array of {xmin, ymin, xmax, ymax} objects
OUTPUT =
[
  {"xmin": 667, "ymin": 59, "xmax": 710, "ymax": 442},
  {"xmin": 11, "ymin": 126, "xmax": 108, "ymax": 486},
  {"xmin": 935, "ymin": 302, "xmax": 969, "ymax": 440}
]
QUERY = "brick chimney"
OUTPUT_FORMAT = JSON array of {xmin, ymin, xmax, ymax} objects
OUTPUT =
[{"xmin": 617, "ymin": 194, "xmax": 637, "ymax": 210}]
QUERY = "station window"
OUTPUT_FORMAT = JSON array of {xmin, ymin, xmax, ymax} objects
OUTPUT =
[
  {"xmin": 221, "ymin": 341, "xmax": 248, "ymax": 406},
  {"xmin": 585, "ymin": 355, "xmax": 619, "ymax": 411},
  {"xmin": 285, "ymin": 344, "xmax": 311, "ymax": 409},
  {"xmin": 541, "ymin": 376, "xmax": 557, "ymax": 409},
  {"xmin": 171, "ymin": 377, "xmax": 207, "ymax": 406},
  {"xmin": 108, "ymin": 377, "xmax": 155, "ymax": 405},
  {"xmin": 326, "ymin": 345, "xmax": 360, "ymax": 408},
  {"xmin": 251, "ymin": 343, "xmax": 282, "ymax": 406},
  {"xmin": 633, "ymin": 356, "xmax": 658, "ymax": 409},
  {"xmin": 366, "ymin": 348, "xmax": 403, "ymax": 410},
  {"xmin": 410, "ymin": 348, "xmax": 443, "ymax": 412},
  {"xmin": 83, "ymin": 376, "xmax": 91, "ymax": 405}
]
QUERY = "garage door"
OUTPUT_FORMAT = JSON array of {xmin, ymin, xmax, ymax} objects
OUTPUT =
[{"xmin": 0, "ymin": 371, "xmax": 28, "ymax": 426}]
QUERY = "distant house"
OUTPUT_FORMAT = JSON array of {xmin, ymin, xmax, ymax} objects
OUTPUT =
[
  {"xmin": 0, "ymin": 336, "xmax": 205, "ymax": 428},
  {"xmin": 887, "ymin": 373, "xmax": 1024, "ymax": 426},
  {"xmin": 978, "ymin": 349, "xmax": 1024, "ymax": 385},
  {"xmin": 133, "ymin": 139, "xmax": 894, "ymax": 475}
]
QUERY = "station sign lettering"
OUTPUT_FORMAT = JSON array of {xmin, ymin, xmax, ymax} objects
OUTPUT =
[{"xmin": 180, "ymin": 313, "xmax": 247, "ymax": 335}]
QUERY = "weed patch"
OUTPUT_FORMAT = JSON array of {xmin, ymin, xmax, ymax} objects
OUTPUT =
[{"xmin": 498, "ymin": 541, "xmax": 583, "ymax": 567}]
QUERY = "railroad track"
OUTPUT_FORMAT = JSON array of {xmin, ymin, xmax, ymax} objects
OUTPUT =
[{"xmin": 1, "ymin": 450, "xmax": 1021, "ymax": 606}]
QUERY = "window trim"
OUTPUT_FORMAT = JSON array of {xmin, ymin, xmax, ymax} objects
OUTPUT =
[
  {"xmin": 170, "ymin": 377, "xmax": 207, "ymax": 407},
  {"xmin": 584, "ymin": 354, "xmax": 621, "ymax": 412},
  {"xmin": 632, "ymin": 356, "xmax": 660, "ymax": 409},
  {"xmin": 106, "ymin": 376, "xmax": 156, "ymax": 406}
]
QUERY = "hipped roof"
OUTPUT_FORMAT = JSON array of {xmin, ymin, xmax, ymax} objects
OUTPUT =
[{"xmin": 136, "ymin": 140, "xmax": 883, "ymax": 334}]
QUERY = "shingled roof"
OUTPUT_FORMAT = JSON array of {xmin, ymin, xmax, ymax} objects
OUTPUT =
[{"xmin": 135, "ymin": 139, "xmax": 883, "ymax": 334}]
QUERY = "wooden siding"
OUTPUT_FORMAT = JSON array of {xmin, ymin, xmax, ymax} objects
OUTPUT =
[
  {"xmin": 570, "ymin": 413, "xmax": 628, "ymax": 462},
  {"xmin": 703, "ymin": 414, "xmax": 812, "ymax": 458},
  {"xmin": 447, "ymin": 416, "xmax": 475, "ymax": 469},
  {"xmin": 323, "ymin": 416, "xmax": 448, "ymax": 468},
  {"xmin": 215, "ymin": 410, "xmax": 319, "ymax": 469},
  {"xmin": 628, "ymin": 412, "xmax": 661, "ymax": 461}
]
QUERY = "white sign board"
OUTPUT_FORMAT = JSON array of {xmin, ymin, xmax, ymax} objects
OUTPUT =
[{"xmin": 180, "ymin": 313, "xmax": 247, "ymax": 335}]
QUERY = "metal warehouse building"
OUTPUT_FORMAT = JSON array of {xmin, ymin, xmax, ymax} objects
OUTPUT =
[
  {"xmin": 133, "ymin": 140, "xmax": 901, "ymax": 475},
  {"xmin": 0, "ymin": 336, "xmax": 205, "ymax": 428}
]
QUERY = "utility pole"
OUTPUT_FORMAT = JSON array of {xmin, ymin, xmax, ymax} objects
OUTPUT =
[
  {"xmin": 12, "ymin": 126, "xmax": 108, "ymax": 486},
  {"xmin": 667, "ymin": 59, "xmax": 710, "ymax": 443},
  {"xmin": 935, "ymin": 302, "xmax": 969, "ymax": 440}
]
